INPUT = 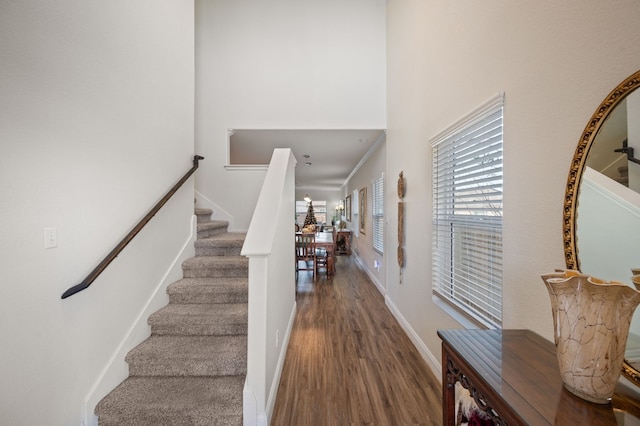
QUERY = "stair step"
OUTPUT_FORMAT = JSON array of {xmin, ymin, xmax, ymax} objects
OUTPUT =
[
  {"xmin": 149, "ymin": 303, "xmax": 247, "ymax": 336},
  {"xmin": 195, "ymin": 208, "xmax": 213, "ymax": 224},
  {"xmin": 197, "ymin": 220, "xmax": 229, "ymax": 238},
  {"xmin": 195, "ymin": 233, "xmax": 246, "ymax": 257},
  {"xmin": 96, "ymin": 211, "xmax": 248, "ymax": 424},
  {"xmin": 182, "ymin": 256, "xmax": 248, "ymax": 278},
  {"xmin": 167, "ymin": 278, "xmax": 248, "ymax": 304},
  {"xmin": 94, "ymin": 376, "xmax": 243, "ymax": 426},
  {"xmin": 126, "ymin": 335, "xmax": 247, "ymax": 377}
]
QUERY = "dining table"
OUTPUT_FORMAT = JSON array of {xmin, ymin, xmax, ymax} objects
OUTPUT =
[
  {"xmin": 295, "ymin": 231, "xmax": 335, "ymax": 251},
  {"xmin": 313, "ymin": 232, "xmax": 335, "ymax": 251}
]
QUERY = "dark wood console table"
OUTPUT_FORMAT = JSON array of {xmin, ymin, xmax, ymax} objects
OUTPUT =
[{"xmin": 438, "ymin": 329, "xmax": 640, "ymax": 425}]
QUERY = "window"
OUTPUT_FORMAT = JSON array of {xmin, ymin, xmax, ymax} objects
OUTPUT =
[
  {"xmin": 431, "ymin": 93, "xmax": 504, "ymax": 329},
  {"xmin": 296, "ymin": 200, "xmax": 327, "ymax": 225},
  {"xmin": 372, "ymin": 174, "xmax": 384, "ymax": 254}
]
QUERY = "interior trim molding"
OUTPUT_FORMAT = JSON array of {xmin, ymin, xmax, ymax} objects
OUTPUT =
[{"xmin": 430, "ymin": 91, "xmax": 505, "ymax": 147}]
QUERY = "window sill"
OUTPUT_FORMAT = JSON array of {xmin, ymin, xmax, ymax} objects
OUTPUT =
[{"xmin": 432, "ymin": 294, "xmax": 497, "ymax": 330}]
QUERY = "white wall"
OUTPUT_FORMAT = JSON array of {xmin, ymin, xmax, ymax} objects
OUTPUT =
[
  {"xmin": 0, "ymin": 1, "xmax": 195, "ymax": 424},
  {"xmin": 195, "ymin": 0, "xmax": 387, "ymax": 231},
  {"xmin": 344, "ymin": 140, "xmax": 386, "ymax": 292},
  {"xmin": 386, "ymin": 0, "xmax": 640, "ymax": 368}
]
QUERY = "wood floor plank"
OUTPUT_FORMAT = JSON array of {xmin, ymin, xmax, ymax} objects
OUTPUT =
[{"xmin": 271, "ymin": 256, "xmax": 442, "ymax": 425}]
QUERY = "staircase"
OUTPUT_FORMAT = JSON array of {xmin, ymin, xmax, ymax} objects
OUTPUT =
[{"xmin": 95, "ymin": 208, "xmax": 248, "ymax": 425}]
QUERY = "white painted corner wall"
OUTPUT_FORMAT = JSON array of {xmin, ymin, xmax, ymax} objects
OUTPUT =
[{"xmin": 0, "ymin": 1, "xmax": 195, "ymax": 424}]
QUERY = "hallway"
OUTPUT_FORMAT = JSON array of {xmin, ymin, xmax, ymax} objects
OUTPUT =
[{"xmin": 271, "ymin": 255, "xmax": 443, "ymax": 425}]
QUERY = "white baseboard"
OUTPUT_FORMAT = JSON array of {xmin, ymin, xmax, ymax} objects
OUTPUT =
[
  {"xmin": 384, "ymin": 296, "xmax": 442, "ymax": 384},
  {"xmin": 351, "ymin": 253, "xmax": 441, "ymax": 383},
  {"xmin": 352, "ymin": 253, "xmax": 386, "ymax": 296}
]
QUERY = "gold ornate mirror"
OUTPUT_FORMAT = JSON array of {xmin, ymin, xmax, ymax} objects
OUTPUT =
[{"xmin": 564, "ymin": 69, "xmax": 640, "ymax": 387}]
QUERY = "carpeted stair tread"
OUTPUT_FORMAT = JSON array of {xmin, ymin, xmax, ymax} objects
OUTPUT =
[
  {"xmin": 182, "ymin": 256, "xmax": 248, "ymax": 278},
  {"xmin": 167, "ymin": 278, "xmax": 248, "ymax": 304},
  {"xmin": 95, "ymin": 376, "xmax": 243, "ymax": 426},
  {"xmin": 194, "ymin": 233, "xmax": 246, "ymax": 256},
  {"xmin": 197, "ymin": 220, "xmax": 229, "ymax": 238},
  {"xmin": 195, "ymin": 208, "xmax": 213, "ymax": 224},
  {"xmin": 149, "ymin": 303, "xmax": 247, "ymax": 336},
  {"xmin": 197, "ymin": 232, "xmax": 246, "ymax": 243},
  {"xmin": 197, "ymin": 220, "xmax": 228, "ymax": 231},
  {"xmin": 126, "ymin": 335, "xmax": 247, "ymax": 376}
]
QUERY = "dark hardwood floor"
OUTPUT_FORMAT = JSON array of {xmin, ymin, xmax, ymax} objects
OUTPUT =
[{"xmin": 271, "ymin": 255, "xmax": 443, "ymax": 425}]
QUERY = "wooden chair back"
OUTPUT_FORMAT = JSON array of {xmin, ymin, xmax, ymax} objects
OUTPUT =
[
  {"xmin": 295, "ymin": 233, "xmax": 316, "ymax": 280},
  {"xmin": 315, "ymin": 232, "xmax": 335, "ymax": 279}
]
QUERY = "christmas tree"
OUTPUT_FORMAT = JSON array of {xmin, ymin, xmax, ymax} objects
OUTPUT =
[{"xmin": 304, "ymin": 201, "xmax": 317, "ymax": 226}]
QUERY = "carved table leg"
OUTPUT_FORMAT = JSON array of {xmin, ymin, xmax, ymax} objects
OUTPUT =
[{"xmin": 442, "ymin": 345, "xmax": 457, "ymax": 426}]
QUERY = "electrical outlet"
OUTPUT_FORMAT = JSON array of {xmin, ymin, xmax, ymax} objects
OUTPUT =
[{"xmin": 44, "ymin": 227, "xmax": 57, "ymax": 249}]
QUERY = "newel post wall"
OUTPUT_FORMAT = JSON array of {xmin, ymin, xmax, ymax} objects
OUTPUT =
[{"xmin": 241, "ymin": 149, "xmax": 297, "ymax": 426}]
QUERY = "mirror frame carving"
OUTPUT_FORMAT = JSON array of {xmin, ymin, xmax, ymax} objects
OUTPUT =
[{"xmin": 563, "ymin": 69, "xmax": 640, "ymax": 387}]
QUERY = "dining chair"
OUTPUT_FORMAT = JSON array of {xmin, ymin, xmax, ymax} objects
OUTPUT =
[
  {"xmin": 295, "ymin": 233, "xmax": 316, "ymax": 280},
  {"xmin": 316, "ymin": 247, "xmax": 333, "ymax": 278},
  {"xmin": 316, "ymin": 233, "xmax": 335, "ymax": 279},
  {"xmin": 329, "ymin": 229, "xmax": 337, "ymax": 275}
]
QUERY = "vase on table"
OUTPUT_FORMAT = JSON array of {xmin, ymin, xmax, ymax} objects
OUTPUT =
[{"xmin": 541, "ymin": 270, "xmax": 640, "ymax": 404}]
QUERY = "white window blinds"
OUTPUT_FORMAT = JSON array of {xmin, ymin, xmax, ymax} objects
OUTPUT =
[
  {"xmin": 431, "ymin": 94, "xmax": 504, "ymax": 329},
  {"xmin": 372, "ymin": 174, "xmax": 384, "ymax": 254}
]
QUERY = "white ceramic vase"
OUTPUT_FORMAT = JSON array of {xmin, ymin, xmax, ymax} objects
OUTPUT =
[{"xmin": 541, "ymin": 270, "xmax": 640, "ymax": 403}]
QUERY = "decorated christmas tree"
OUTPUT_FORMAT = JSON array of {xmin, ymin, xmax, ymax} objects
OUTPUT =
[{"xmin": 304, "ymin": 201, "xmax": 317, "ymax": 226}]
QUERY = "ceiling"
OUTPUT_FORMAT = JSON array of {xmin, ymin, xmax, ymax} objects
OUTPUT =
[{"xmin": 229, "ymin": 129, "xmax": 386, "ymax": 191}]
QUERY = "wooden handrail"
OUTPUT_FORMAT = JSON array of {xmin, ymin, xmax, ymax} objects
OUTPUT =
[{"xmin": 61, "ymin": 155, "xmax": 204, "ymax": 299}]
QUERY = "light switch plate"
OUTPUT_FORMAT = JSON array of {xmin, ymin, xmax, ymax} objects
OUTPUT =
[{"xmin": 44, "ymin": 227, "xmax": 57, "ymax": 248}]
